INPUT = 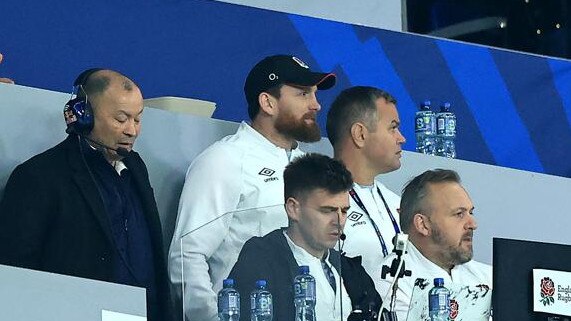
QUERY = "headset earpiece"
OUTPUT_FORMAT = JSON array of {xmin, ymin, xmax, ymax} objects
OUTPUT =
[
  {"xmin": 64, "ymin": 96, "xmax": 94, "ymax": 135},
  {"xmin": 63, "ymin": 68, "xmax": 103, "ymax": 135}
]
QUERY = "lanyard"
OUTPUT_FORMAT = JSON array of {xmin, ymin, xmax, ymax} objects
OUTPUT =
[{"xmin": 349, "ymin": 186, "xmax": 401, "ymax": 256}]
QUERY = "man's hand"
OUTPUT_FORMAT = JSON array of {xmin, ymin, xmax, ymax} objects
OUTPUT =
[{"xmin": 0, "ymin": 53, "xmax": 15, "ymax": 84}]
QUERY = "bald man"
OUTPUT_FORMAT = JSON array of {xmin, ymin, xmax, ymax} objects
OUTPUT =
[{"xmin": 0, "ymin": 69, "xmax": 171, "ymax": 321}]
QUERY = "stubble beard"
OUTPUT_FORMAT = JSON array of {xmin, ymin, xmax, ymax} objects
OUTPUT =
[{"xmin": 431, "ymin": 224, "xmax": 473, "ymax": 266}]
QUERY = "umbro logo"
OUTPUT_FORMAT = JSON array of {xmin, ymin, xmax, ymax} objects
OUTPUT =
[
  {"xmin": 258, "ymin": 168, "xmax": 275, "ymax": 177},
  {"xmin": 347, "ymin": 211, "xmax": 363, "ymax": 222},
  {"xmin": 259, "ymin": 167, "xmax": 278, "ymax": 182}
]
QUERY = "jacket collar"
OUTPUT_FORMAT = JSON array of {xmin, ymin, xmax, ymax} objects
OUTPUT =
[{"xmin": 265, "ymin": 228, "xmax": 343, "ymax": 275}]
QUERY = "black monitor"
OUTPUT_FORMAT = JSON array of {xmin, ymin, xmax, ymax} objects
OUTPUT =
[{"xmin": 493, "ymin": 237, "xmax": 571, "ymax": 321}]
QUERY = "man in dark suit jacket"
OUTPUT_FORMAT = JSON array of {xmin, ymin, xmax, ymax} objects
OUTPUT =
[
  {"xmin": 0, "ymin": 69, "xmax": 170, "ymax": 321},
  {"xmin": 229, "ymin": 154, "xmax": 381, "ymax": 321}
]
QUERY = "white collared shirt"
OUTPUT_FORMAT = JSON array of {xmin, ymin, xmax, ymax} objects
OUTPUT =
[
  {"xmin": 87, "ymin": 142, "xmax": 127, "ymax": 175},
  {"xmin": 284, "ymin": 231, "xmax": 352, "ymax": 321},
  {"xmin": 378, "ymin": 243, "xmax": 492, "ymax": 321},
  {"xmin": 341, "ymin": 179, "xmax": 401, "ymax": 294},
  {"xmin": 113, "ymin": 160, "xmax": 127, "ymax": 175}
]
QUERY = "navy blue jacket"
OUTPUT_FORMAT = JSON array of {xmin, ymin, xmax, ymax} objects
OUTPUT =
[{"xmin": 229, "ymin": 229, "xmax": 381, "ymax": 321}]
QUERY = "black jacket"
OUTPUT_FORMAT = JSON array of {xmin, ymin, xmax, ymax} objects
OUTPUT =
[
  {"xmin": 0, "ymin": 135, "xmax": 171, "ymax": 321},
  {"xmin": 228, "ymin": 229, "xmax": 381, "ymax": 321}
]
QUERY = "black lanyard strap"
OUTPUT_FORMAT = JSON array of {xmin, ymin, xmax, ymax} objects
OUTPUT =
[
  {"xmin": 349, "ymin": 185, "xmax": 401, "ymax": 256},
  {"xmin": 376, "ymin": 186, "xmax": 401, "ymax": 234}
]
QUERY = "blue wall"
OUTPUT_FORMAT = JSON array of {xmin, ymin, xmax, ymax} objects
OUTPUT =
[{"xmin": 2, "ymin": 0, "xmax": 571, "ymax": 177}]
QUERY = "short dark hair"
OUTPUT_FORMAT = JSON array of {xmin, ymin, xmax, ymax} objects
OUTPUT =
[
  {"xmin": 399, "ymin": 169, "xmax": 461, "ymax": 232},
  {"xmin": 247, "ymin": 84, "xmax": 282, "ymax": 120},
  {"xmin": 326, "ymin": 86, "xmax": 396, "ymax": 147},
  {"xmin": 284, "ymin": 153, "xmax": 353, "ymax": 202}
]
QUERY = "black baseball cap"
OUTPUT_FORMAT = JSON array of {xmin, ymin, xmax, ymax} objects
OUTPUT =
[{"xmin": 244, "ymin": 55, "xmax": 336, "ymax": 107}]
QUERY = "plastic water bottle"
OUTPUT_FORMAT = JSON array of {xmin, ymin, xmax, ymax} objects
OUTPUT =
[
  {"xmin": 436, "ymin": 102, "xmax": 457, "ymax": 158},
  {"xmin": 218, "ymin": 278, "xmax": 240, "ymax": 321},
  {"xmin": 428, "ymin": 278, "xmax": 450, "ymax": 321},
  {"xmin": 415, "ymin": 100, "xmax": 437, "ymax": 155},
  {"xmin": 250, "ymin": 280, "xmax": 273, "ymax": 321},
  {"xmin": 293, "ymin": 265, "xmax": 316, "ymax": 321}
]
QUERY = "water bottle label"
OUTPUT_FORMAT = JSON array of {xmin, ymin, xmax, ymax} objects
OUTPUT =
[
  {"xmin": 294, "ymin": 281, "xmax": 316, "ymax": 298},
  {"xmin": 446, "ymin": 119, "xmax": 456, "ymax": 135},
  {"xmin": 220, "ymin": 292, "xmax": 240, "ymax": 311},
  {"xmin": 294, "ymin": 283, "xmax": 302, "ymax": 296},
  {"xmin": 415, "ymin": 114, "xmax": 436, "ymax": 135},
  {"xmin": 437, "ymin": 118, "xmax": 445, "ymax": 135},
  {"xmin": 427, "ymin": 116, "xmax": 436, "ymax": 133},
  {"xmin": 258, "ymin": 296, "xmax": 272, "ymax": 311},
  {"xmin": 228, "ymin": 295, "xmax": 239, "ymax": 309},
  {"xmin": 429, "ymin": 293, "xmax": 449, "ymax": 309},
  {"xmin": 415, "ymin": 117, "xmax": 425, "ymax": 132},
  {"xmin": 437, "ymin": 115, "xmax": 456, "ymax": 136}
]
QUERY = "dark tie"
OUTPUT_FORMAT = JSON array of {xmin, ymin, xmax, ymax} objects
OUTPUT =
[{"xmin": 321, "ymin": 260, "xmax": 337, "ymax": 294}]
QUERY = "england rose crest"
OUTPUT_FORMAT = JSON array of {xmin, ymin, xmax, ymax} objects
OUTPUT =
[
  {"xmin": 449, "ymin": 299, "xmax": 459, "ymax": 320},
  {"xmin": 540, "ymin": 277, "xmax": 555, "ymax": 306}
]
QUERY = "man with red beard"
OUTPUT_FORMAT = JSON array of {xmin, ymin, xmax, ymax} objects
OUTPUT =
[
  {"xmin": 378, "ymin": 169, "xmax": 492, "ymax": 321},
  {"xmin": 168, "ymin": 55, "xmax": 336, "ymax": 321}
]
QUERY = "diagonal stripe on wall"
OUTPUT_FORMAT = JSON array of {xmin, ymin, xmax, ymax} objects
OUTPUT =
[
  {"xmin": 288, "ymin": 15, "xmax": 417, "ymax": 151},
  {"xmin": 493, "ymin": 51, "xmax": 571, "ymax": 177},
  {"xmin": 437, "ymin": 40, "xmax": 544, "ymax": 172}
]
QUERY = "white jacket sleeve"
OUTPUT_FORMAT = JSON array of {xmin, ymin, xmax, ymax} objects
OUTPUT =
[{"xmin": 168, "ymin": 145, "xmax": 243, "ymax": 321}]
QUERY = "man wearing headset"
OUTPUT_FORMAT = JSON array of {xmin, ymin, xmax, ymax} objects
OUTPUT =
[{"xmin": 0, "ymin": 69, "xmax": 171, "ymax": 321}]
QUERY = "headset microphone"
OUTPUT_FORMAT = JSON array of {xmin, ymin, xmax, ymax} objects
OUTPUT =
[
  {"xmin": 339, "ymin": 233, "xmax": 346, "ymax": 241},
  {"xmin": 114, "ymin": 147, "xmax": 130, "ymax": 158},
  {"xmin": 83, "ymin": 136, "xmax": 131, "ymax": 158}
]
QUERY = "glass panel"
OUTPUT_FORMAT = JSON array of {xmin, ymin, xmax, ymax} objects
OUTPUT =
[{"xmin": 176, "ymin": 204, "xmax": 286, "ymax": 321}]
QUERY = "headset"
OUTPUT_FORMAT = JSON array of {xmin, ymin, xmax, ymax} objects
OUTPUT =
[
  {"xmin": 63, "ymin": 68, "xmax": 131, "ymax": 158},
  {"xmin": 63, "ymin": 68, "xmax": 104, "ymax": 135}
]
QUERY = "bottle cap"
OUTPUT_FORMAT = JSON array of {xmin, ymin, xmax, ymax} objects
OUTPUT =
[
  {"xmin": 255, "ymin": 279, "xmax": 267, "ymax": 288},
  {"xmin": 440, "ymin": 102, "xmax": 451, "ymax": 112},
  {"xmin": 298, "ymin": 265, "xmax": 310, "ymax": 274},
  {"xmin": 420, "ymin": 100, "xmax": 432, "ymax": 111},
  {"xmin": 223, "ymin": 278, "xmax": 235, "ymax": 288},
  {"xmin": 434, "ymin": 277, "xmax": 444, "ymax": 286}
]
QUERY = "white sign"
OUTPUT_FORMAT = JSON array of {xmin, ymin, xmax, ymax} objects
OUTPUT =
[
  {"xmin": 533, "ymin": 269, "xmax": 571, "ymax": 316},
  {"xmin": 102, "ymin": 310, "xmax": 146, "ymax": 321}
]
